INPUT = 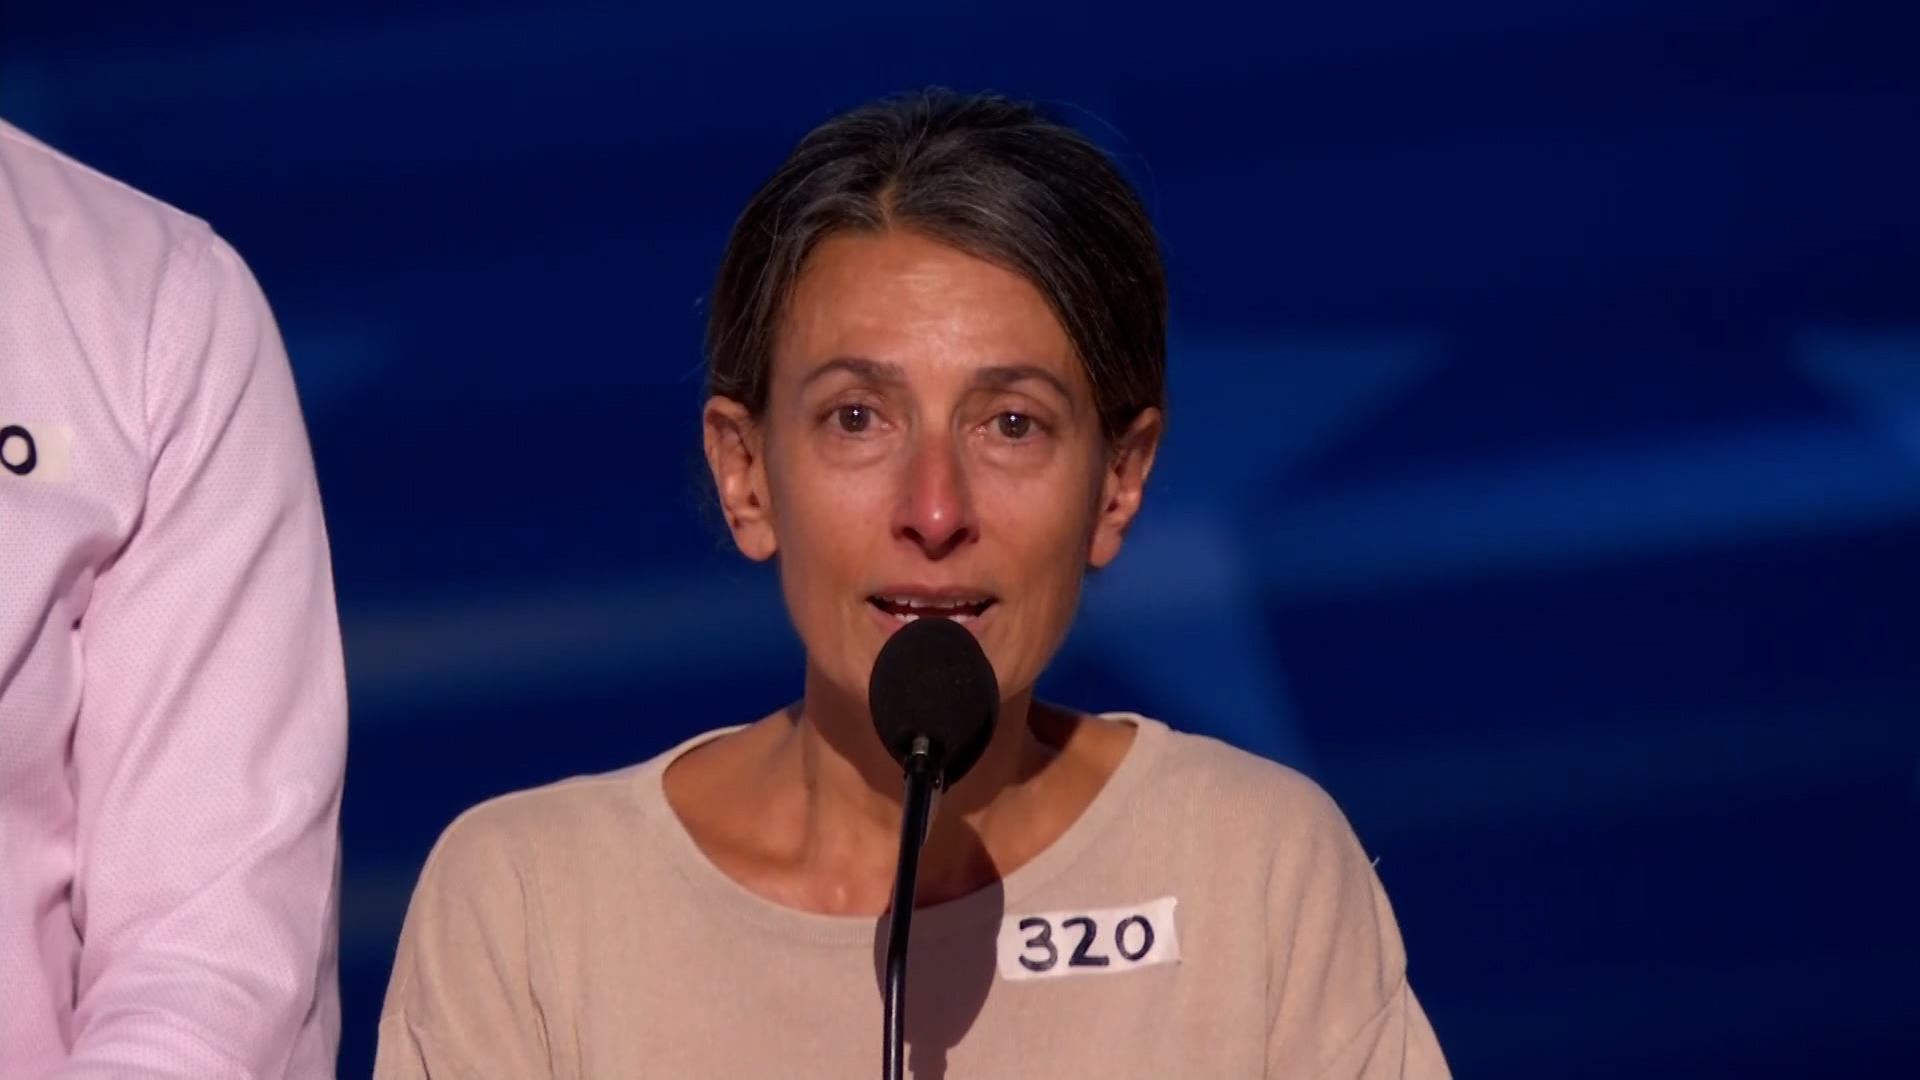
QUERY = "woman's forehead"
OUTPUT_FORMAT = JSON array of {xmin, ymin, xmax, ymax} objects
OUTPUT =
[{"xmin": 775, "ymin": 231, "xmax": 1082, "ymax": 390}]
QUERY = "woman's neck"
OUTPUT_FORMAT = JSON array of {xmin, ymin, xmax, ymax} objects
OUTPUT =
[
  {"xmin": 777, "ymin": 666, "xmax": 1064, "ymax": 910},
  {"xmin": 663, "ymin": 666, "xmax": 1126, "ymax": 919}
]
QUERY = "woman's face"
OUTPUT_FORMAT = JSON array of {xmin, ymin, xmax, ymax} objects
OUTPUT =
[{"xmin": 704, "ymin": 229, "xmax": 1160, "ymax": 712}]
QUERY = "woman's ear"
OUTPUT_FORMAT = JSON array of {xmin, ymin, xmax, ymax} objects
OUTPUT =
[
  {"xmin": 1087, "ymin": 407, "xmax": 1163, "ymax": 570},
  {"xmin": 702, "ymin": 396, "xmax": 778, "ymax": 561}
]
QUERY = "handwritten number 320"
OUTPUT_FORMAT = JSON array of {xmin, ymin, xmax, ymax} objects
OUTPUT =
[{"xmin": 1018, "ymin": 913, "xmax": 1155, "ymax": 972}]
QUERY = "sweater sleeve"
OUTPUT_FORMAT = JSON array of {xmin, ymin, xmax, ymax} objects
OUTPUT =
[
  {"xmin": 1264, "ymin": 783, "xmax": 1452, "ymax": 1080},
  {"xmin": 374, "ymin": 809, "xmax": 556, "ymax": 1080}
]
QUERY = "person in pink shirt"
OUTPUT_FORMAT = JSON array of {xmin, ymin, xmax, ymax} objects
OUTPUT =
[{"xmin": 0, "ymin": 119, "xmax": 347, "ymax": 1078}]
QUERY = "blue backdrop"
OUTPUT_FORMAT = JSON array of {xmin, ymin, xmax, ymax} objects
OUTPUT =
[{"xmin": 5, "ymin": 0, "xmax": 1917, "ymax": 1075}]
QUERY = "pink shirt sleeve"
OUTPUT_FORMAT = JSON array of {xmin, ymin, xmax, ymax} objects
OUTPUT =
[{"xmin": 50, "ymin": 226, "xmax": 348, "ymax": 1078}]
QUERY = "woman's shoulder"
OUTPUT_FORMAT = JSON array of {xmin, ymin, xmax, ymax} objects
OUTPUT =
[
  {"xmin": 414, "ymin": 726, "xmax": 738, "ymax": 886},
  {"xmin": 1096, "ymin": 711, "xmax": 1382, "ymax": 887},
  {"xmin": 1112, "ymin": 712, "xmax": 1352, "ymax": 830},
  {"xmin": 1103, "ymin": 712, "xmax": 1400, "ymax": 932}
]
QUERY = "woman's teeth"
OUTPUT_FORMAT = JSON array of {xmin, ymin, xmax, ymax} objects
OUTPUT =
[{"xmin": 871, "ymin": 596, "xmax": 993, "ymax": 622}]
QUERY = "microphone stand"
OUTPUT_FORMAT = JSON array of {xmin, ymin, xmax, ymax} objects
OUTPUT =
[{"xmin": 882, "ymin": 737, "xmax": 938, "ymax": 1080}]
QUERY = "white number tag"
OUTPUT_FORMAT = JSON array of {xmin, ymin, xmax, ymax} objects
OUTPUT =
[
  {"xmin": 0, "ymin": 422, "xmax": 72, "ymax": 483},
  {"xmin": 996, "ymin": 896, "xmax": 1180, "ymax": 982}
]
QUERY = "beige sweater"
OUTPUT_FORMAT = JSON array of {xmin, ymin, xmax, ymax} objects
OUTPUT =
[{"xmin": 373, "ymin": 714, "xmax": 1451, "ymax": 1079}]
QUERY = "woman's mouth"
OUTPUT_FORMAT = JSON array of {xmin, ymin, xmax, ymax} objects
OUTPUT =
[{"xmin": 868, "ymin": 594, "xmax": 996, "ymax": 623}]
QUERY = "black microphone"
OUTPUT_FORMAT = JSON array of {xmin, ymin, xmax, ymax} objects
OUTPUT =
[{"xmin": 867, "ymin": 616, "xmax": 999, "ymax": 1080}]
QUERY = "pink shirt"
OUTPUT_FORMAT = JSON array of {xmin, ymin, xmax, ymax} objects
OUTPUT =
[{"xmin": 0, "ymin": 120, "xmax": 347, "ymax": 1078}]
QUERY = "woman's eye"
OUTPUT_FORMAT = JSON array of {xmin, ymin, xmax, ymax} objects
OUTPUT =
[
  {"xmin": 995, "ymin": 413, "xmax": 1035, "ymax": 440},
  {"xmin": 834, "ymin": 405, "xmax": 874, "ymax": 433}
]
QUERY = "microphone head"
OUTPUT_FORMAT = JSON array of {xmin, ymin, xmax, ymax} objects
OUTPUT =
[{"xmin": 867, "ymin": 617, "xmax": 1000, "ymax": 788}]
